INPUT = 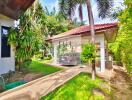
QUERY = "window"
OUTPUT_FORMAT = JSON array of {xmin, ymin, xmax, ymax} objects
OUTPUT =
[{"xmin": 1, "ymin": 26, "xmax": 11, "ymax": 57}]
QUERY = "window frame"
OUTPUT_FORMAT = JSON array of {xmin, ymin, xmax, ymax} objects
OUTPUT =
[{"xmin": 1, "ymin": 26, "xmax": 11, "ymax": 58}]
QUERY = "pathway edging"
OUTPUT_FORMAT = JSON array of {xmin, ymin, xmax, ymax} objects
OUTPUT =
[{"xmin": 0, "ymin": 67, "xmax": 86, "ymax": 100}]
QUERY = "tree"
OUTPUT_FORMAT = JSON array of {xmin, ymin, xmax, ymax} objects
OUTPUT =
[
  {"xmin": 43, "ymin": 7, "xmax": 83, "ymax": 37},
  {"xmin": 109, "ymin": 0, "xmax": 132, "ymax": 73},
  {"xmin": 8, "ymin": 0, "xmax": 45, "ymax": 70},
  {"xmin": 45, "ymin": 15, "xmax": 68, "ymax": 37},
  {"xmin": 59, "ymin": 0, "xmax": 113, "ymax": 80}
]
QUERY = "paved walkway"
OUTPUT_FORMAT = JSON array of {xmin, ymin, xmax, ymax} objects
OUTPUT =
[{"xmin": 0, "ymin": 67, "xmax": 89, "ymax": 100}]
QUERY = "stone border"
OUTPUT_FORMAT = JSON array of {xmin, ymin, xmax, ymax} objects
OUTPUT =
[{"xmin": 0, "ymin": 69, "xmax": 66, "ymax": 97}]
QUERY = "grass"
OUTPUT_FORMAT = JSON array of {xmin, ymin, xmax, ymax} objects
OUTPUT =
[
  {"xmin": 41, "ymin": 73, "xmax": 110, "ymax": 100},
  {"xmin": 26, "ymin": 60, "xmax": 62, "ymax": 75},
  {"xmin": 0, "ymin": 60, "xmax": 62, "ymax": 92}
]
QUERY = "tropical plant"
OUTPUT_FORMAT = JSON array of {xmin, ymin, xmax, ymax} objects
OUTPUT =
[
  {"xmin": 8, "ymin": 0, "xmax": 45, "ymax": 70},
  {"xmin": 45, "ymin": 15, "xmax": 69, "ymax": 37},
  {"xmin": 109, "ymin": 0, "xmax": 132, "ymax": 73},
  {"xmin": 59, "ymin": 0, "xmax": 114, "ymax": 79},
  {"xmin": 44, "ymin": 7, "xmax": 83, "ymax": 37},
  {"xmin": 59, "ymin": 0, "xmax": 113, "ymax": 22},
  {"xmin": 81, "ymin": 43, "xmax": 96, "ymax": 64},
  {"xmin": 44, "ymin": 7, "xmax": 56, "ymax": 16}
]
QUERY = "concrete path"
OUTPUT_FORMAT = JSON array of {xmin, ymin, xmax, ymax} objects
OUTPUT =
[{"xmin": 0, "ymin": 66, "xmax": 89, "ymax": 100}]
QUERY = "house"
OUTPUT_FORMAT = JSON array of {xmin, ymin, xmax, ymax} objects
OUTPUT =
[
  {"xmin": 48, "ymin": 23, "xmax": 118, "ymax": 72},
  {"xmin": 0, "ymin": 0, "xmax": 35, "ymax": 74}
]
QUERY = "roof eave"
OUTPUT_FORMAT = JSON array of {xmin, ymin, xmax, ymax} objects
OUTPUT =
[
  {"xmin": 0, "ymin": 0, "xmax": 35, "ymax": 20},
  {"xmin": 104, "ymin": 27, "xmax": 118, "ymax": 43},
  {"xmin": 46, "ymin": 23, "xmax": 118, "ymax": 41}
]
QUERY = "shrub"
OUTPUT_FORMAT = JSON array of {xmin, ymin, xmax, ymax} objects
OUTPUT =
[{"xmin": 81, "ymin": 43, "xmax": 96, "ymax": 64}]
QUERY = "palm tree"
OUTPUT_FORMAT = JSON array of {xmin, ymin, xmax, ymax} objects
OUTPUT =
[{"xmin": 59, "ymin": 0, "xmax": 113, "ymax": 80}]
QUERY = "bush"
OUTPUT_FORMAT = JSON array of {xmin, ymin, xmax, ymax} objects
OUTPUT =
[
  {"xmin": 22, "ymin": 59, "xmax": 32, "ymax": 68},
  {"xmin": 44, "ymin": 55, "xmax": 52, "ymax": 60},
  {"xmin": 81, "ymin": 43, "xmax": 96, "ymax": 64},
  {"xmin": 108, "ymin": 0, "xmax": 132, "ymax": 73},
  {"xmin": 35, "ymin": 53, "xmax": 43, "ymax": 60}
]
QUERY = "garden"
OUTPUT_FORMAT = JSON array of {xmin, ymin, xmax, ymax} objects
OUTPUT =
[
  {"xmin": 0, "ymin": 60, "xmax": 62, "ymax": 92},
  {"xmin": 0, "ymin": 0, "xmax": 132, "ymax": 99}
]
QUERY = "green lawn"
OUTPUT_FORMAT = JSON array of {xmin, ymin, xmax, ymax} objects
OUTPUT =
[
  {"xmin": 41, "ymin": 73, "xmax": 110, "ymax": 100},
  {"xmin": 26, "ymin": 60, "xmax": 62, "ymax": 75}
]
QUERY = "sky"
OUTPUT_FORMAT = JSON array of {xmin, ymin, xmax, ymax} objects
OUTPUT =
[{"xmin": 39, "ymin": 0, "xmax": 124, "ymax": 24}]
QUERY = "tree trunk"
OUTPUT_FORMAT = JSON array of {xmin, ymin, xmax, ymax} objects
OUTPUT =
[
  {"xmin": 86, "ymin": 0, "xmax": 96, "ymax": 80},
  {"xmin": 18, "ymin": 61, "xmax": 22, "ymax": 71},
  {"xmin": 18, "ymin": 59, "xmax": 23, "ymax": 71}
]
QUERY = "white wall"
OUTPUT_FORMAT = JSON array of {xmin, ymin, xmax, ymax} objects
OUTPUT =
[
  {"xmin": 82, "ymin": 34, "xmax": 106, "ymax": 72},
  {"xmin": 52, "ymin": 35, "xmax": 82, "ymax": 64},
  {"xmin": 0, "ymin": 16, "xmax": 15, "ymax": 74},
  {"xmin": 52, "ymin": 34, "xmax": 106, "ymax": 72}
]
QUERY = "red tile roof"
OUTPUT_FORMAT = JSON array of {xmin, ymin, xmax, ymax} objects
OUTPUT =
[{"xmin": 48, "ymin": 23, "xmax": 118, "ymax": 40}]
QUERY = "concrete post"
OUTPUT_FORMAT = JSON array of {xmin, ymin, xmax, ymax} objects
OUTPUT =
[
  {"xmin": 53, "ymin": 43, "xmax": 58, "ymax": 64},
  {"xmin": 0, "ymin": 25, "xmax": 1, "ymax": 59},
  {"xmin": 100, "ymin": 41, "xmax": 105, "ymax": 72}
]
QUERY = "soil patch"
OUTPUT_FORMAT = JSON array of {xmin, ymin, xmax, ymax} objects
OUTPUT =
[
  {"xmin": 8, "ymin": 71, "xmax": 43, "ymax": 83},
  {"xmin": 110, "ymin": 66, "xmax": 132, "ymax": 100}
]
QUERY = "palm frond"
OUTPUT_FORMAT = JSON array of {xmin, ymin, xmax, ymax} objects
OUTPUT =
[
  {"xmin": 96, "ymin": 0, "xmax": 114, "ymax": 19},
  {"xmin": 67, "ymin": 0, "xmax": 77, "ymax": 19},
  {"xmin": 58, "ymin": 0, "xmax": 81, "ymax": 20}
]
